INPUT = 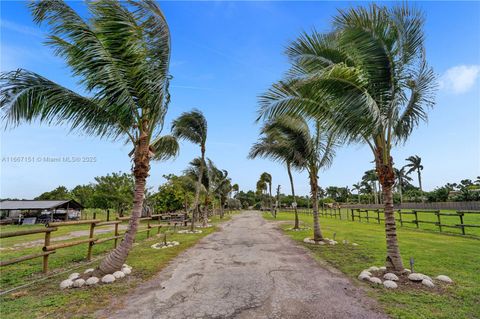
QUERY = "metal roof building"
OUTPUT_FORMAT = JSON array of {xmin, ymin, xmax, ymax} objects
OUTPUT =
[{"xmin": 0, "ymin": 199, "xmax": 84, "ymax": 211}]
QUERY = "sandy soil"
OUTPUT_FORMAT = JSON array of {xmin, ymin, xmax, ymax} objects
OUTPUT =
[{"xmin": 100, "ymin": 211, "xmax": 388, "ymax": 319}]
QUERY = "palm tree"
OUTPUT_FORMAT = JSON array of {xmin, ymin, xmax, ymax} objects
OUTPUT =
[
  {"xmin": 0, "ymin": 0, "xmax": 178, "ymax": 276},
  {"xmin": 258, "ymin": 4, "xmax": 436, "ymax": 270},
  {"xmin": 394, "ymin": 167, "xmax": 413, "ymax": 204},
  {"xmin": 172, "ymin": 109, "xmax": 208, "ymax": 230},
  {"xmin": 362, "ymin": 170, "xmax": 379, "ymax": 204},
  {"xmin": 249, "ymin": 116, "xmax": 310, "ymax": 229},
  {"xmin": 404, "ymin": 155, "xmax": 424, "ymax": 193},
  {"xmin": 352, "ymin": 183, "xmax": 362, "ymax": 203},
  {"xmin": 209, "ymin": 162, "xmax": 231, "ymax": 219},
  {"xmin": 260, "ymin": 172, "xmax": 274, "ymax": 216},
  {"xmin": 257, "ymin": 116, "xmax": 336, "ymax": 242},
  {"xmin": 183, "ymin": 156, "xmax": 209, "ymax": 229}
]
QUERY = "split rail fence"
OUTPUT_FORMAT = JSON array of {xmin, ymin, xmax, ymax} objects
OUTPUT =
[
  {"xmin": 0, "ymin": 213, "xmax": 189, "ymax": 273},
  {"xmin": 283, "ymin": 207, "xmax": 480, "ymax": 237}
]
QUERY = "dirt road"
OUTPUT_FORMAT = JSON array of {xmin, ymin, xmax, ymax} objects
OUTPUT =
[{"xmin": 103, "ymin": 211, "xmax": 387, "ymax": 319}]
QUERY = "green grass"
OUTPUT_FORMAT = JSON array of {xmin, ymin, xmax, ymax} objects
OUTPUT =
[
  {"xmin": 0, "ymin": 214, "xmax": 235, "ymax": 319},
  {"xmin": 294, "ymin": 208, "xmax": 480, "ymax": 236},
  {"xmin": 264, "ymin": 211, "xmax": 480, "ymax": 319}
]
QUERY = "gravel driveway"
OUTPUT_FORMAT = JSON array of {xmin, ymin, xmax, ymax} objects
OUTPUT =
[{"xmin": 102, "ymin": 211, "xmax": 387, "ymax": 319}]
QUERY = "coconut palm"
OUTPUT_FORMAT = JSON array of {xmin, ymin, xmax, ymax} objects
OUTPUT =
[
  {"xmin": 258, "ymin": 4, "xmax": 436, "ymax": 270},
  {"xmin": 183, "ymin": 156, "xmax": 209, "ymax": 228},
  {"xmin": 209, "ymin": 162, "xmax": 231, "ymax": 219},
  {"xmin": 352, "ymin": 183, "xmax": 362, "ymax": 203},
  {"xmin": 0, "ymin": 0, "xmax": 178, "ymax": 275},
  {"xmin": 172, "ymin": 110, "xmax": 208, "ymax": 230},
  {"xmin": 404, "ymin": 155, "xmax": 424, "ymax": 192},
  {"xmin": 394, "ymin": 167, "xmax": 413, "ymax": 204},
  {"xmin": 260, "ymin": 172, "xmax": 273, "ymax": 216},
  {"xmin": 362, "ymin": 170, "xmax": 380, "ymax": 204},
  {"xmin": 248, "ymin": 116, "xmax": 311, "ymax": 229},
  {"xmin": 257, "ymin": 116, "xmax": 336, "ymax": 242}
]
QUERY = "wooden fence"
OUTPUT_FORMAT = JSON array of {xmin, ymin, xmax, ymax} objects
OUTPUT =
[
  {"xmin": 0, "ymin": 213, "xmax": 189, "ymax": 273},
  {"xmin": 283, "ymin": 207, "xmax": 480, "ymax": 237}
]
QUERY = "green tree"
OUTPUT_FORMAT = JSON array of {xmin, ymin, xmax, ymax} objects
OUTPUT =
[
  {"xmin": 70, "ymin": 184, "xmax": 95, "ymax": 208},
  {"xmin": 35, "ymin": 186, "xmax": 71, "ymax": 201},
  {"xmin": 184, "ymin": 156, "xmax": 209, "ymax": 228},
  {"xmin": 0, "ymin": 0, "xmax": 179, "ymax": 275},
  {"xmin": 258, "ymin": 4, "xmax": 436, "ymax": 270},
  {"xmin": 404, "ymin": 155, "xmax": 424, "ymax": 193},
  {"xmin": 92, "ymin": 172, "xmax": 134, "ymax": 213},
  {"xmin": 172, "ymin": 110, "xmax": 208, "ymax": 229},
  {"xmin": 394, "ymin": 167, "xmax": 413, "ymax": 204},
  {"xmin": 260, "ymin": 172, "xmax": 273, "ymax": 216}
]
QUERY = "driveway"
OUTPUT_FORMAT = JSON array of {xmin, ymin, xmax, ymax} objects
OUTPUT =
[{"xmin": 102, "ymin": 211, "xmax": 387, "ymax": 319}]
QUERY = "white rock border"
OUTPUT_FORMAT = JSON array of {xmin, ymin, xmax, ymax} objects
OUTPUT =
[
  {"xmin": 60, "ymin": 265, "xmax": 134, "ymax": 289},
  {"xmin": 177, "ymin": 230, "xmax": 203, "ymax": 234},
  {"xmin": 151, "ymin": 241, "xmax": 180, "ymax": 249}
]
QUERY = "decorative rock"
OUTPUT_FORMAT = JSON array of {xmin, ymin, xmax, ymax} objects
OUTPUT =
[
  {"xmin": 113, "ymin": 271, "xmax": 125, "ymax": 279},
  {"xmin": 352, "ymin": 243, "xmax": 359, "ymax": 246},
  {"xmin": 122, "ymin": 267, "xmax": 132, "ymax": 275},
  {"xmin": 402, "ymin": 269, "xmax": 411, "ymax": 274},
  {"xmin": 101, "ymin": 274, "xmax": 116, "ymax": 284},
  {"xmin": 383, "ymin": 273, "xmax": 399, "ymax": 281},
  {"xmin": 73, "ymin": 279, "xmax": 85, "ymax": 288},
  {"xmin": 122, "ymin": 264, "xmax": 131, "ymax": 269},
  {"xmin": 303, "ymin": 238, "xmax": 325, "ymax": 245},
  {"xmin": 383, "ymin": 280, "xmax": 398, "ymax": 289},
  {"xmin": 368, "ymin": 266, "xmax": 380, "ymax": 272},
  {"xmin": 408, "ymin": 273, "xmax": 424, "ymax": 282},
  {"xmin": 60, "ymin": 279, "xmax": 73, "ymax": 289},
  {"xmin": 369, "ymin": 277, "xmax": 382, "ymax": 285},
  {"xmin": 436, "ymin": 275, "xmax": 453, "ymax": 283},
  {"xmin": 84, "ymin": 268, "xmax": 94, "ymax": 274},
  {"xmin": 86, "ymin": 277, "xmax": 99, "ymax": 286},
  {"xmin": 361, "ymin": 270, "xmax": 372, "ymax": 276},
  {"xmin": 68, "ymin": 272, "xmax": 80, "ymax": 280},
  {"xmin": 358, "ymin": 273, "xmax": 370, "ymax": 281},
  {"xmin": 420, "ymin": 274, "xmax": 432, "ymax": 282},
  {"xmin": 379, "ymin": 266, "xmax": 387, "ymax": 271},
  {"xmin": 422, "ymin": 279, "xmax": 435, "ymax": 288}
]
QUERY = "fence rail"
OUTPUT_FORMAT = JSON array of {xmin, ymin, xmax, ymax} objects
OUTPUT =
[
  {"xmin": 0, "ymin": 213, "xmax": 191, "ymax": 273},
  {"xmin": 283, "ymin": 207, "xmax": 480, "ymax": 237}
]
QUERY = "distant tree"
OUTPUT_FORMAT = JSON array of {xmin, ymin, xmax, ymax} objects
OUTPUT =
[
  {"xmin": 92, "ymin": 172, "xmax": 134, "ymax": 213},
  {"xmin": 260, "ymin": 172, "xmax": 273, "ymax": 216},
  {"xmin": 394, "ymin": 167, "xmax": 413, "ymax": 204},
  {"xmin": 172, "ymin": 110, "xmax": 208, "ymax": 230},
  {"xmin": 71, "ymin": 184, "xmax": 95, "ymax": 208},
  {"xmin": 35, "ymin": 186, "xmax": 71, "ymax": 200},
  {"xmin": 404, "ymin": 155, "xmax": 424, "ymax": 193}
]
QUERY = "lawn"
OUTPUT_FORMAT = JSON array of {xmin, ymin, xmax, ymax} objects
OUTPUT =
[
  {"xmin": 264, "ymin": 211, "xmax": 480, "ymax": 319},
  {"xmin": 292, "ymin": 208, "xmax": 480, "ymax": 237},
  {"xmin": 0, "ymin": 213, "xmax": 235, "ymax": 319}
]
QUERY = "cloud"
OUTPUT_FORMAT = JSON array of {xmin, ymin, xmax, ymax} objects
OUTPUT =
[{"xmin": 439, "ymin": 65, "xmax": 480, "ymax": 94}]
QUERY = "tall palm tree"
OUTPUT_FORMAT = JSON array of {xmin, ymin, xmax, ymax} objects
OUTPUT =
[
  {"xmin": 0, "ymin": 0, "xmax": 178, "ymax": 276},
  {"xmin": 249, "ymin": 116, "xmax": 310, "ymax": 229},
  {"xmin": 210, "ymin": 162, "xmax": 231, "ymax": 219},
  {"xmin": 404, "ymin": 155, "xmax": 424, "ymax": 192},
  {"xmin": 258, "ymin": 4, "xmax": 436, "ymax": 270},
  {"xmin": 352, "ymin": 183, "xmax": 362, "ymax": 203},
  {"xmin": 394, "ymin": 167, "xmax": 413, "ymax": 204},
  {"xmin": 257, "ymin": 116, "xmax": 336, "ymax": 242},
  {"xmin": 183, "ymin": 156, "xmax": 209, "ymax": 229},
  {"xmin": 172, "ymin": 110, "xmax": 208, "ymax": 230},
  {"xmin": 260, "ymin": 172, "xmax": 273, "ymax": 215},
  {"xmin": 362, "ymin": 170, "xmax": 379, "ymax": 204}
]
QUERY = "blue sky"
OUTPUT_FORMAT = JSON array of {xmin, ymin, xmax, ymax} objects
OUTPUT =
[{"xmin": 1, "ymin": 1, "xmax": 479, "ymax": 199}]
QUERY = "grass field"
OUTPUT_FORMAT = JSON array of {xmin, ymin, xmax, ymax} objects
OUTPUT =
[
  {"xmin": 0, "ymin": 214, "xmax": 234, "ymax": 319},
  {"xmin": 290, "ymin": 208, "xmax": 480, "ymax": 237},
  {"xmin": 264, "ymin": 211, "xmax": 480, "ymax": 319}
]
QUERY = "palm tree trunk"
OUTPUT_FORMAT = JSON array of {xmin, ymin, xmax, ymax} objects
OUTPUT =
[
  {"xmin": 95, "ymin": 131, "xmax": 150, "ymax": 276},
  {"xmin": 268, "ymin": 183, "xmax": 275, "ymax": 218},
  {"xmin": 287, "ymin": 163, "xmax": 299, "ymax": 229},
  {"xmin": 202, "ymin": 193, "xmax": 209, "ymax": 226},
  {"xmin": 399, "ymin": 179, "xmax": 403, "ymax": 205},
  {"xmin": 376, "ymin": 153, "xmax": 404, "ymax": 271},
  {"xmin": 309, "ymin": 170, "xmax": 323, "ymax": 242},
  {"xmin": 191, "ymin": 147, "xmax": 205, "ymax": 231}
]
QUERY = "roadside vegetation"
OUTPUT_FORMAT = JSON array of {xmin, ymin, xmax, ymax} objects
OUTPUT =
[
  {"xmin": 263, "ymin": 212, "xmax": 480, "ymax": 319},
  {"xmin": 0, "ymin": 214, "xmax": 234, "ymax": 319}
]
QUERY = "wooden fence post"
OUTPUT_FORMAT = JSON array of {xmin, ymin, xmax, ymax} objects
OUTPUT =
[
  {"xmin": 399, "ymin": 210, "xmax": 403, "ymax": 227},
  {"xmin": 87, "ymin": 222, "xmax": 95, "ymax": 261},
  {"xmin": 366, "ymin": 210, "xmax": 369, "ymax": 223},
  {"xmin": 376, "ymin": 209, "xmax": 380, "ymax": 224},
  {"xmin": 351, "ymin": 209, "xmax": 354, "ymax": 221},
  {"xmin": 435, "ymin": 210, "xmax": 442, "ymax": 232},
  {"xmin": 414, "ymin": 210, "xmax": 419, "ymax": 228},
  {"xmin": 458, "ymin": 212, "xmax": 465, "ymax": 235},
  {"xmin": 43, "ymin": 230, "xmax": 51, "ymax": 273},
  {"xmin": 114, "ymin": 222, "xmax": 119, "ymax": 248}
]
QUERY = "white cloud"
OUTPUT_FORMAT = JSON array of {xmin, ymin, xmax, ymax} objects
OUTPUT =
[
  {"xmin": 0, "ymin": 20, "xmax": 43, "ymax": 38},
  {"xmin": 439, "ymin": 65, "xmax": 480, "ymax": 94}
]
